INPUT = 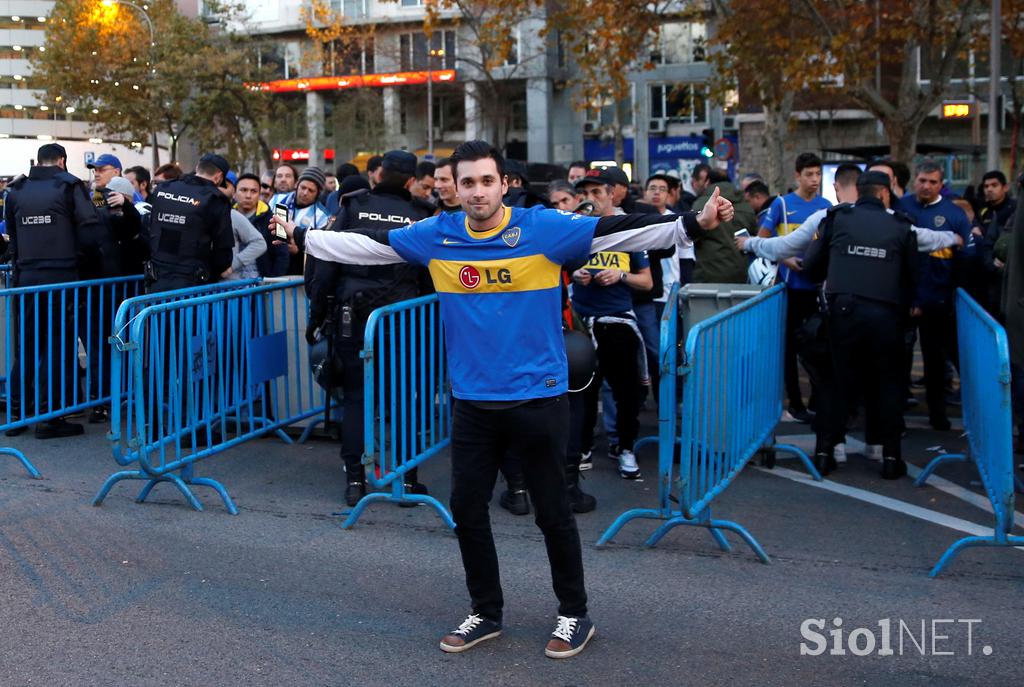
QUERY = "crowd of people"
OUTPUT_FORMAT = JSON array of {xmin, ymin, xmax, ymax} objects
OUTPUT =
[{"xmin": 3, "ymin": 137, "xmax": 1022, "ymax": 658}]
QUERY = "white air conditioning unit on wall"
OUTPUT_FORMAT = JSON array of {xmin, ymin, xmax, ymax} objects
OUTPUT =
[
  {"xmin": 648, "ymin": 118, "xmax": 667, "ymax": 134},
  {"xmin": 583, "ymin": 121, "xmax": 600, "ymax": 135}
]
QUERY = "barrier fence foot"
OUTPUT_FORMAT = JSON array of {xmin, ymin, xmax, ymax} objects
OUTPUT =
[
  {"xmin": 136, "ymin": 473, "xmax": 205, "ymax": 512},
  {"xmin": 273, "ymin": 428, "xmax": 295, "ymax": 445},
  {"xmin": 913, "ymin": 452, "xmax": 968, "ymax": 488},
  {"xmin": 928, "ymin": 534, "xmax": 1024, "ymax": 577},
  {"xmin": 633, "ymin": 435, "xmax": 658, "ymax": 454},
  {"xmin": 340, "ymin": 492, "xmax": 455, "ymax": 529},
  {"xmin": 595, "ymin": 508, "xmax": 665, "ymax": 547},
  {"xmin": 297, "ymin": 420, "xmax": 321, "ymax": 444},
  {"xmin": 706, "ymin": 518, "xmax": 771, "ymax": 564},
  {"xmin": 93, "ymin": 470, "xmax": 146, "ymax": 506},
  {"xmin": 1, "ymin": 447, "xmax": 41, "ymax": 479},
  {"xmin": 773, "ymin": 443, "xmax": 822, "ymax": 481}
]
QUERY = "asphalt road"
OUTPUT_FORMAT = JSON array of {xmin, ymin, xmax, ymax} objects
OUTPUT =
[{"xmin": 0, "ymin": 408, "xmax": 1021, "ymax": 686}]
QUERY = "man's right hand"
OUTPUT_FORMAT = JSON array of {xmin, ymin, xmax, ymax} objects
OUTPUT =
[
  {"xmin": 269, "ymin": 215, "xmax": 298, "ymax": 241},
  {"xmin": 573, "ymin": 268, "xmax": 592, "ymax": 286},
  {"xmin": 735, "ymin": 235, "xmax": 749, "ymax": 252}
]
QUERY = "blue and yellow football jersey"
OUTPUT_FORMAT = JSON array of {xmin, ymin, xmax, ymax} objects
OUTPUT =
[{"xmin": 388, "ymin": 205, "xmax": 598, "ymax": 401}]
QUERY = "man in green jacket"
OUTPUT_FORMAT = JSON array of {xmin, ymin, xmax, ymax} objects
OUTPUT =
[{"xmin": 690, "ymin": 171, "xmax": 754, "ymax": 283}]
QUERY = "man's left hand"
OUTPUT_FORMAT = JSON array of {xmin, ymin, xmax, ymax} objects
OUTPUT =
[{"xmin": 696, "ymin": 186, "xmax": 734, "ymax": 230}]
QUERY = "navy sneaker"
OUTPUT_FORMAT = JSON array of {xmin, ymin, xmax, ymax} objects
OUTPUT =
[
  {"xmin": 440, "ymin": 614, "xmax": 502, "ymax": 653},
  {"xmin": 545, "ymin": 615, "xmax": 596, "ymax": 659}
]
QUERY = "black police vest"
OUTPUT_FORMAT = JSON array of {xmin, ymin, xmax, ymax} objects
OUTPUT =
[
  {"xmin": 338, "ymin": 189, "xmax": 431, "ymax": 311},
  {"xmin": 8, "ymin": 170, "xmax": 80, "ymax": 268},
  {"xmin": 824, "ymin": 202, "xmax": 911, "ymax": 305},
  {"xmin": 148, "ymin": 176, "xmax": 221, "ymax": 275}
]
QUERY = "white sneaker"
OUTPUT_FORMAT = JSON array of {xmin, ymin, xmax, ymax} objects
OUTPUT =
[
  {"xmin": 866, "ymin": 444, "xmax": 883, "ymax": 462},
  {"xmin": 834, "ymin": 443, "xmax": 847, "ymax": 464},
  {"xmin": 578, "ymin": 451, "xmax": 593, "ymax": 472},
  {"xmin": 618, "ymin": 449, "xmax": 640, "ymax": 479}
]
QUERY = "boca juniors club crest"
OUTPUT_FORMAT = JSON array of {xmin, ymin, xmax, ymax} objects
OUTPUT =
[{"xmin": 501, "ymin": 226, "xmax": 521, "ymax": 248}]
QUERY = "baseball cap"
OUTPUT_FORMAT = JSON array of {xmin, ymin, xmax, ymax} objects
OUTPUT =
[
  {"xmin": 381, "ymin": 150, "xmax": 417, "ymax": 176},
  {"xmin": 598, "ymin": 166, "xmax": 630, "ymax": 187},
  {"xmin": 224, "ymin": 170, "xmax": 238, "ymax": 188},
  {"xmin": 199, "ymin": 153, "xmax": 231, "ymax": 177},
  {"xmin": 574, "ymin": 168, "xmax": 616, "ymax": 190},
  {"xmin": 857, "ymin": 170, "xmax": 892, "ymax": 188},
  {"xmin": 87, "ymin": 153, "xmax": 122, "ymax": 170},
  {"xmin": 105, "ymin": 176, "xmax": 135, "ymax": 196}
]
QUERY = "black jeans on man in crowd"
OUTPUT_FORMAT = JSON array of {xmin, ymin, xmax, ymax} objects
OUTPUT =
[
  {"xmin": 581, "ymin": 321, "xmax": 642, "ymax": 452},
  {"xmin": 785, "ymin": 287, "xmax": 819, "ymax": 415},
  {"xmin": 916, "ymin": 304, "xmax": 958, "ymax": 428},
  {"xmin": 450, "ymin": 394, "xmax": 587, "ymax": 622}
]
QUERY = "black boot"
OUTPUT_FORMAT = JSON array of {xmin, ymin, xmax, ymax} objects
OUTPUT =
[
  {"xmin": 881, "ymin": 456, "xmax": 907, "ymax": 480},
  {"xmin": 499, "ymin": 472, "xmax": 531, "ymax": 516},
  {"xmin": 813, "ymin": 451, "xmax": 836, "ymax": 477},
  {"xmin": 35, "ymin": 418, "xmax": 84, "ymax": 440},
  {"xmin": 400, "ymin": 467, "xmax": 430, "ymax": 508},
  {"xmin": 345, "ymin": 464, "xmax": 366, "ymax": 507},
  {"xmin": 566, "ymin": 466, "xmax": 596, "ymax": 513}
]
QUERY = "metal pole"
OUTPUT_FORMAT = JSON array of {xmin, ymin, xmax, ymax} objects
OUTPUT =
[
  {"xmin": 427, "ymin": 55, "xmax": 434, "ymax": 159},
  {"xmin": 988, "ymin": 0, "xmax": 1002, "ymax": 171}
]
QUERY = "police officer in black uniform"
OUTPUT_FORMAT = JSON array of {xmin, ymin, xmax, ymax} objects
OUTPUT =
[
  {"xmin": 144, "ymin": 154, "xmax": 234, "ymax": 293},
  {"xmin": 803, "ymin": 170, "xmax": 920, "ymax": 479},
  {"xmin": 300, "ymin": 150, "xmax": 435, "ymax": 506},
  {"xmin": 3, "ymin": 143, "xmax": 105, "ymax": 438}
]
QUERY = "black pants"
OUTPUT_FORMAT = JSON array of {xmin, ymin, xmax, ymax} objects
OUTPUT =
[
  {"xmin": 785, "ymin": 288, "xmax": 819, "ymax": 412},
  {"xmin": 337, "ymin": 322, "xmax": 419, "ymax": 484},
  {"xmin": 582, "ymin": 321, "xmax": 641, "ymax": 452},
  {"xmin": 86, "ymin": 283, "xmax": 119, "ymax": 402},
  {"xmin": 7, "ymin": 270, "xmax": 80, "ymax": 418},
  {"xmin": 451, "ymin": 395, "xmax": 587, "ymax": 622},
  {"xmin": 822, "ymin": 296, "xmax": 905, "ymax": 459},
  {"xmin": 917, "ymin": 305, "xmax": 958, "ymax": 425}
]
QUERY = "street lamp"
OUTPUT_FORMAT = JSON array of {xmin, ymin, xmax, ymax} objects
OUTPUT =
[{"xmin": 426, "ymin": 47, "xmax": 445, "ymax": 159}]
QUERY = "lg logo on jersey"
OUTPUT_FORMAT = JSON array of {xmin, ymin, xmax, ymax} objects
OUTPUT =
[
  {"xmin": 458, "ymin": 265, "xmax": 512, "ymax": 289},
  {"xmin": 847, "ymin": 245, "xmax": 887, "ymax": 259}
]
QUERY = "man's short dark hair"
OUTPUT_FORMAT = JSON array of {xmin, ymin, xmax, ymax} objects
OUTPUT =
[
  {"xmin": 707, "ymin": 169, "xmax": 730, "ymax": 184},
  {"xmin": 795, "ymin": 152, "xmax": 823, "ymax": 173},
  {"xmin": 237, "ymin": 173, "xmax": 261, "ymax": 185},
  {"xmin": 450, "ymin": 140, "xmax": 506, "ymax": 180},
  {"xmin": 692, "ymin": 162, "xmax": 711, "ymax": 180},
  {"xmin": 834, "ymin": 163, "xmax": 863, "ymax": 187},
  {"xmin": 153, "ymin": 163, "xmax": 183, "ymax": 180},
  {"xmin": 568, "ymin": 160, "xmax": 587, "ymax": 171},
  {"xmin": 336, "ymin": 162, "xmax": 359, "ymax": 179},
  {"xmin": 126, "ymin": 165, "xmax": 151, "ymax": 185},
  {"xmin": 915, "ymin": 159, "xmax": 944, "ymax": 179},
  {"xmin": 197, "ymin": 159, "xmax": 223, "ymax": 178},
  {"xmin": 858, "ymin": 183, "xmax": 888, "ymax": 201},
  {"xmin": 743, "ymin": 180, "xmax": 770, "ymax": 197},
  {"xmin": 37, "ymin": 144, "xmax": 67, "ymax": 164},
  {"xmin": 434, "ymin": 157, "xmax": 453, "ymax": 173},
  {"xmin": 891, "ymin": 160, "xmax": 911, "ymax": 190},
  {"xmin": 379, "ymin": 169, "xmax": 413, "ymax": 189},
  {"xmin": 982, "ymin": 170, "xmax": 1008, "ymax": 186},
  {"xmin": 275, "ymin": 163, "xmax": 298, "ymax": 180},
  {"xmin": 415, "ymin": 161, "xmax": 436, "ymax": 180},
  {"xmin": 367, "ymin": 155, "xmax": 384, "ymax": 173}
]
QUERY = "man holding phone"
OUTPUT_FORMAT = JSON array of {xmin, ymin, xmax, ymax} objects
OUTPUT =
[{"xmin": 687, "ymin": 170, "xmax": 753, "ymax": 284}]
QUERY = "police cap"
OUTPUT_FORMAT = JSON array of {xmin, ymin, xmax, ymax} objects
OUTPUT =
[
  {"xmin": 382, "ymin": 150, "xmax": 417, "ymax": 176},
  {"xmin": 856, "ymin": 170, "xmax": 892, "ymax": 188}
]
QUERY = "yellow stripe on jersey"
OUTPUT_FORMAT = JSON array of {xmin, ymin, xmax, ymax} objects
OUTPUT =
[
  {"xmin": 582, "ymin": 251, "xmax": 631, "ymax": 272},
  {"xmin": 930, "ymin": 247, "xmax": 954, "ymax": 259},
  {"xmin": 429, "ymin": 254, "xmax": 562, "ymax": 294},
  {"xmin": 777, "ymin": 222, "xmax": 801, "ymax": 237},
  {"xmin": 464, "ymin": 205, "xmax": 513, "ymax": 240}
]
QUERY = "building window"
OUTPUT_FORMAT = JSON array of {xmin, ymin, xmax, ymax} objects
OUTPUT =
[
  {"xmin": 510, "ymin": 99, "xmax": 527, "ymax": 130},
  {"xmin": 400, "ymin": 0, "xmax": 423, "ymax": 6},
  {"xmin": 650, "ymin": 22, "xmax": 706, "ymax": 65},
  {"xmin": 324, "ymin": 37, "xmax": 374, "ymax": 76},
  {"xmin": 650, "ymin": 83, "xmax": 708, "ymax": 124},
  {"xmin": 399, "ymin": 30, "xmax": 456, "ymax": 71},
  {"xmin": 340, "ymin": 0, "xmax": 368, "ymax": 18},
  {"xmin": 433, "ymin": 94, "xmax": 466, "ymax": 132},
  {"xmin": 504, "ymin": 29, "xmax": 520, "ymax": 66}
]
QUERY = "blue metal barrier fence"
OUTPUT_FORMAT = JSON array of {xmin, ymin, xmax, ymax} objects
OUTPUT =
[
  {"xmin": 343, "ymin": 294, "xmax": 454, "ymax": 528},
  {"xmin": 93, "ymin": 279, "xmax": 324, "ymax": 514},
  {"xmin": 597, "ymin": 283, "xmax": 820, "ymax": 559},
  {"xmin": 1, "ymin": 275, "xmax": 143, "ymax": 477},
  {"xmin": 914, "ymin": 289, "xmax": 1024, "ymax": 576}
]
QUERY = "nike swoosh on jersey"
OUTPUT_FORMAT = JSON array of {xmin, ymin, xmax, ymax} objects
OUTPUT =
[{"xmin": 442, "ymin": 238, "xmax": 463, "ymax": 245}]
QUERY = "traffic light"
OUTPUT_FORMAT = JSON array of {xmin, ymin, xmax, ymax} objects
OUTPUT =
[{"xmin": 700, "ymin": 128, "xmax": 715, "ymax": 158}]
